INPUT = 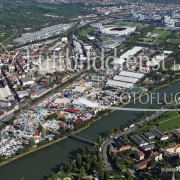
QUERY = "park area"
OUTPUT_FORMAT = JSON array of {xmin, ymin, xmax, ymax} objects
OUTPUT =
[
  {"xmin": 111, "ymin": 21, "xmax": 149, "ymax": 28},
  {"xmin": 137, "ymin": 111, "xmax": 180, "ymax": 133},
  {"xmin": 141, "ymin": 29, "xmax": 172, "ymax": 44},
  {"xmin": 79, "ymin": 28, "xmax": 93, "ymax": 37},
  {"xmin": 151, "ymin": 29, "xmax": 172, "ymax": 43},
  {"xmin": 168, "ymin": 31, "xmax": 180, "ymax": 45}
]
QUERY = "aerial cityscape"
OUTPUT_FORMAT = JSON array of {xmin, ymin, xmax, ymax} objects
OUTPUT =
[{"xmin": 0, "ymin": 0, "xmax": 180, "ymax": 180}]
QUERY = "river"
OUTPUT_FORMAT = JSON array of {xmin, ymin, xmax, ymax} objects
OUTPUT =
[{"xmin": 0, "ymin": 81, "xmax": 179, "ymax": 180}]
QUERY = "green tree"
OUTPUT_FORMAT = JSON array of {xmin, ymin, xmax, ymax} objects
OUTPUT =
[
  {"xmin": 97, "ymin": 135, "xmax": 102, "ymax": 145},
  {"xmin": 79, "ymin": 166, "xmax": 85, "ymax": 175},
  {"xmin": 59, "ymin": 126, "xmax": 66, "ymax": 136},
  {"xmin": 37, "ymin": 123, "xmax": 43, "ymax": 132},
  {"xmin": 76, "ymin": 153, "xmax": 82, "ymax": 168},
  {"xmin": 28, "ymin": 140, "xmax": 36, "ymax": 148},
  {"xmin": 54, "ymin": 133, "xmax": 60, "ymax": 140}
]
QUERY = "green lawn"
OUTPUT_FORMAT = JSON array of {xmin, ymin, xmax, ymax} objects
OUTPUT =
[
  {"xmin": 112, "ymin": 21, "xmax": 145, "ymax": 27},
  {"xmin": 151, "ymin": 30, "xmax": 172, "ymax": 43},
  {"xmin": 0, "ymin": 27, "xmax": 16, "ymax": 43},
  {"xmin": 142, "ymin": 38, "xmax": 153, "ymax": 42},
  {"xmin": 151, "ymin": 29, "xmax": 164, "ymax": 34},
  {"xmin": 79, "ymin": 29, "xmax": 93, "ymax": 37},
  {"xmin": 171, "ymin": 39, "xmax": 180, "ymax": 45},
  {"xmin": 137, "ymin": 111, "xmax": 180, "ymax": 133},
  {"xmin": 158, "ymin": 31, "xmax": 172, "ymax": 39}
]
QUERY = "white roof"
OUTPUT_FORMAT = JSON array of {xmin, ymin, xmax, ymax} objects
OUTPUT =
[
  {"xmin": 72, "ymin": 86, "xmax": 86, "ymax": 92},
  {"xmin": 73, "ymin": 98, "xmax": 99, "ymax": 108},
  {"xmin": 119, "ymin": 71, "xmax": 144, "ymax": 79},
  {"xmin": 114, "ymin": 46, "xmax": 143, "ymax": 65},
  {"xmin": 113, "ymin": 75, "xmax": 139, "ymax": 84},
  {"xmin": 164, "ymin": 50, "xmax": 173, "ymax": 54},
  {"xmin": 113, "ymin": 58, "xmax": 125, "ymax": 65},
  {"xmin": 106, "ymin": 80, "xmax": 133, "ymax": 88},
  {"xmin": 0, "ymin": 86, "xmax": 12, "ymax": 99},
  {"xmin": 54, "ymin": 98, "xmax": 70, "ymax": 105}
]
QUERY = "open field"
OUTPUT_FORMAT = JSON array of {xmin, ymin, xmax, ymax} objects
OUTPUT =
[
  {"xmin": 112, "ymin": 21, "xmax": 148, "ymax": 28},
  {"xmin": 169, "ymin": 39, "xmax": 180, "ymax": 45},
  {"xmin": 137, "ymin": 111, "xmax": 180, "ymax": 133},
  {"xmin": 152, "ymin": 30, "xmax": 172, "ymax": 43},
  {"xmin": 79, "ymin": 28, "xmax": 93, "ymax": 37}
]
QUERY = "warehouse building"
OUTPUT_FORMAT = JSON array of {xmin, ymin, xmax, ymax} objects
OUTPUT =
[
  {"xmin": 141, "ymin": 144, "xmax": 155, "ymax": 151},
  {"xmin": 113, "ymin": 75, "xmax": 139, "ymax": 84},
  {"xmin": 111, "ymin": 137, "xmax": 131, "ymax": 154},
  {"xmin": 119, "ymin": 71, "xmax": 144, "ymax": 79},
  {"xmin": 150, "ymin": 128, "xmax": 169, "ymax": 141},
  {"xmin": 106, "ymin": 80, "xmax": 134, "ymax": 89},
  {"xmin": 130, "ymin": 135, "xmax": 149, "ymax": 147},
  {"xmin": 0, "ymin": 86, "xmax": 14, "ymax": 101},
  {"xmin": 113, "ymin": 46, "xmax": 143, "ymax": 65}
]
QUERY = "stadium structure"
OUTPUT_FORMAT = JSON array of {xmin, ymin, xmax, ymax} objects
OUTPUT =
[{"xmin": 100, "ymin": 26, "xmax": 136, "ymax": 36}]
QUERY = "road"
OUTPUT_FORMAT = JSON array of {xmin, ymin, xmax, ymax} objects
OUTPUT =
[{"xmin": 101, "ymin": 109, "xmax": 167, "ymax": 172}]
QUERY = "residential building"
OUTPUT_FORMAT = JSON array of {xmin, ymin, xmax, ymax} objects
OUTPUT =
[{"xmin": 135, "ymin": 151, "xmax": 145, "ymax": 161}]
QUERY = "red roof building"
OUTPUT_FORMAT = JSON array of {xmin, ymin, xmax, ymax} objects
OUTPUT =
[
  {"xmin": 73, "ymin": 118, "xmax": 83, "ymax": 125},
  {"xmin": 66, "ymin": 108, "xmax": 78, "ymax": 114}
]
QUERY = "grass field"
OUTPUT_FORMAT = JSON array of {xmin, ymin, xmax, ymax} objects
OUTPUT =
[
  {"xmin": 79, "ymin": 29, "xmax": 93, "ymax": 37},
  {"xmin": 0, "ymin": 27, "xmax": 17, "ymax": 43},
  {"xmin": 151, "ymin": 30, "xmax": 172, "ymax": 43},
  {"xmin": 137, "ymin": 111, "xmax": 180, "ymax": 133},
  {"xmin": 112, "ymin": 21, "xmax": 148, "ymax": 28},
  {"xmin": 170, "ymin": 39, "xmax": 180, "ymax": 45}
]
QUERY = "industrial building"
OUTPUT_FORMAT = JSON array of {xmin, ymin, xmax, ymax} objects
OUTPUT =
[
  {"xmin": 144, "ymin": 132, "xmax": 155, "ymax": 139},
  {"xmin": 141, "ymin": 144, "xmax": 155, "ymax": 151},
  {"xmin": 111, "ymin": 137, "xmax": 131, "ymax": 154},
  {"xmin": 130, "ymin": 135, "xmax": 149, "ymax": 147},
  {"xmin": 113, "ymin": 46, "xmax": 143, "ymax": 65},
  {"xmin": 119, "ymin": 71, "xmax": 144, "ymax": 79},
  {"xmin": 0, "ymin": 86, "xmax": 14, "ymax": 101},
  {"xmin": 113, "ymin": 75, "xmax": 139, "ymax": 84},
  {"xmin": 150, "ymin": 128, "xmax": 169, "ymax": 141},
  {"xmin": 106, "ymin": 80, "xmax": 134, "ymax": 89},
  {"xmin": 14, "ymin": 23, "xmax": 73, "ymax": 44}
]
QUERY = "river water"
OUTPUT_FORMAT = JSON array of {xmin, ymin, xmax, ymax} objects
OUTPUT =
[{"xmin": 0, "ymin": 81, "xmax": 179, "ymax": 180}]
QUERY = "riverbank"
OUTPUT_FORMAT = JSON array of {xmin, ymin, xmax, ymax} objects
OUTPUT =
[
  {"xmin": 0, "ymin": 110, "xmax": 111, "ymax": 167},
  {"xmin": 0, "ymin": 78, "xmax": 179, "ymax": 168}
]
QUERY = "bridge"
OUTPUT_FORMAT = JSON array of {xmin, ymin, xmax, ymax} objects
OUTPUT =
[{"xmin": 68, "ymin": 134, "xmax": 97, "ymax": 146}]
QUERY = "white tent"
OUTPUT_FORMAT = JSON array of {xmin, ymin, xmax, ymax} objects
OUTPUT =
[
  {"xmin": 54, "ymin": 98, "xmax": 70, "ymax": 105},
  {"xmin": 73, "ymin": 98, "xmax": 99, "ymax": 108}
]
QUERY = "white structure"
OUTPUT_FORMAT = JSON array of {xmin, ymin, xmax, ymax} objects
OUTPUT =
[
  {"xmin": 0, "ymin": 86, "xmax": 13, "ymax": 101},
  {"xmin": 54, "ymin": 98, "xmax": 70, "ymax": 105},
  {"xmin": 119, "ymin": 71, "xmax": 144, "ymax": 79},
  {"xmin": 20, "ymin": 77, "xmax": 34, "ymax": 86},
  {"xmin": 14, "ymin": 23, "xmax": 73, "ymax": 44},
  {"xmin": 17, "ymin": 91, "xmax": 29, "ymax": 99},
  {"xmin": 101, "ymin": 26, "xmax": 136, "ymax": 36},
  {"xmin": 72, "ymin": 86, "xmax": 87, "ymax": 93},
  {"xmin": 113, "ymin": 46, "xmax": 143, "ymax": 65},
  {"xmin": 0, "ymin": 100, "xmax": 11, "ymax": 107},
  {"xmin": 87, "ymin": 35, "xmax": 95, "ymax": 40},
  {"xmin": 61, "ymin": 37, "xmax": 68, "ymax": 43},
  {"xmin": 113, "ymin": 75, "xmax": 139, "ymax": 84},
  {"xmin": 106, "ymin": 80, "xmax": 134, "ymax": 88},
  {"xmin": 73, "ymin": 98, "xmax": 99, "ymax": 108}
]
